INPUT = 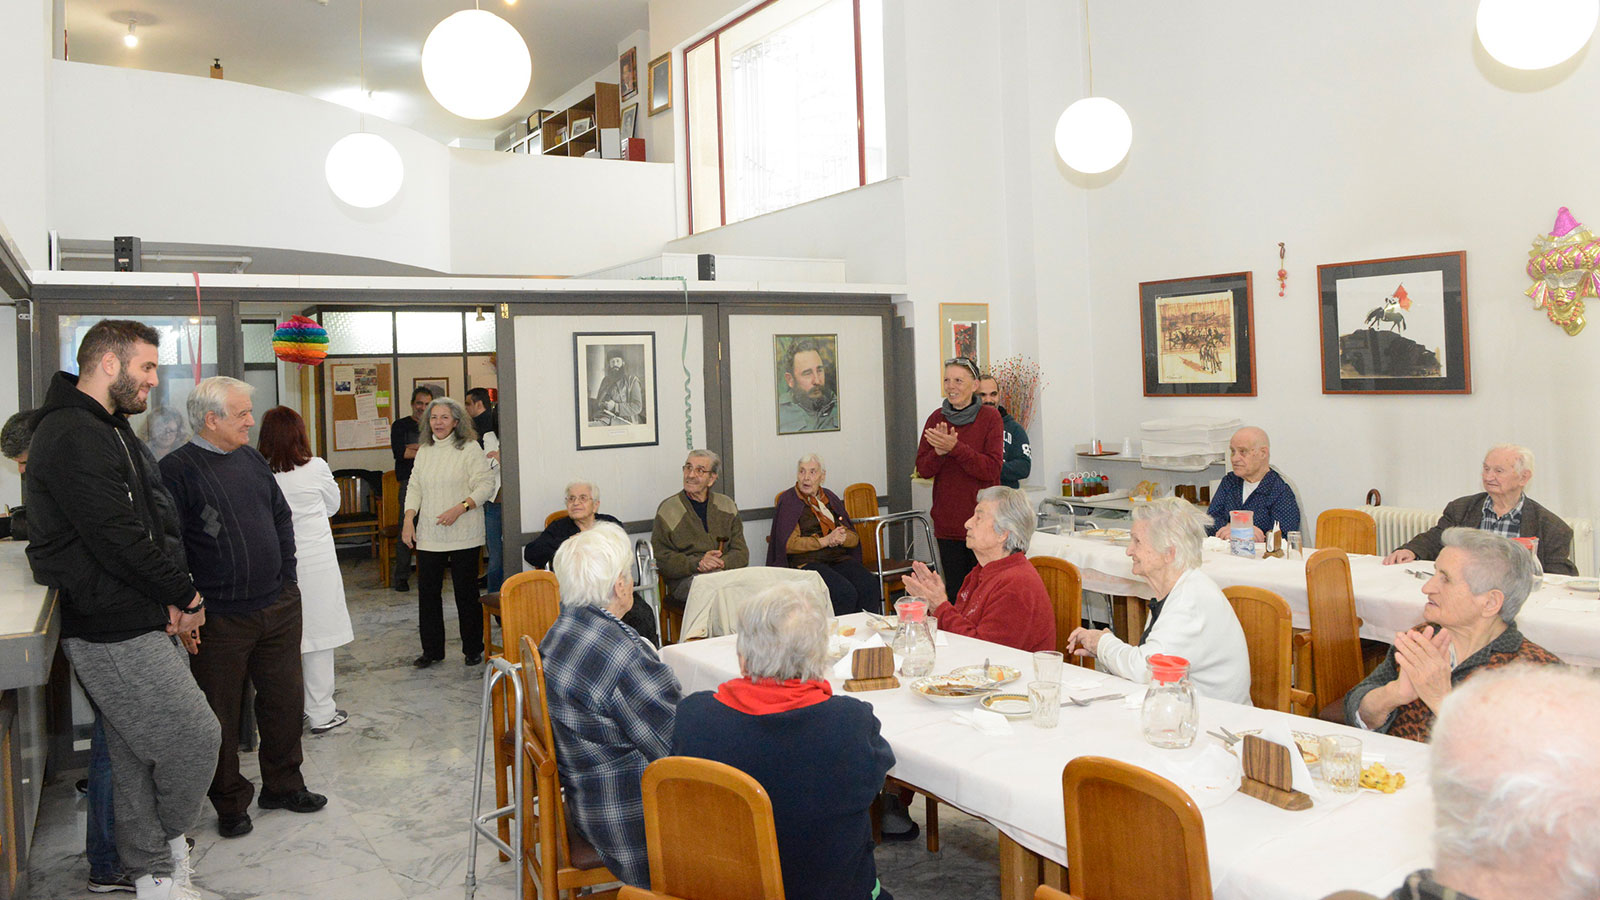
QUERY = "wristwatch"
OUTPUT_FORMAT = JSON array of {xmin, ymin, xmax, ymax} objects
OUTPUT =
[
  {"xmin": 180, "ymin": 597, "xmax": 206, "ymax": 615},
  {"xmin": 461, "ymin": 499, "xmax": 472, "ymax": 511}
]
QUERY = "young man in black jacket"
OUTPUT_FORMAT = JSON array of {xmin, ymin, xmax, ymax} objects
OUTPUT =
[
  {"xmin": 26, "ymin": 319, "xmax": 220, "ymax": 900},
  {"xmin": 977, "ymin": 375, "xmax": 1032, "ymax": 489}
]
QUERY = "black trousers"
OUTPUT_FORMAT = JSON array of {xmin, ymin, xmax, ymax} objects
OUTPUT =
[
  {"xmin": 189, "ymin": 586, "xmax": 306, "ymax": 818},
  {"xmin": 936, "ymin": 539, "xmax": 977, "ymax": 606},
  {"xmin": 416, "ymin": 547, "xmax": 485, "ymax": 660},
  {"xmin": 802, "ymin": 558, "xmax": 886, "ymax": 615}
]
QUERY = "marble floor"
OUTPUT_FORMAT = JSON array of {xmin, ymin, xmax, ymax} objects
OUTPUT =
[{"xmin": 27, "ymin": 557, "xmax": 1003, "ymax": 899}]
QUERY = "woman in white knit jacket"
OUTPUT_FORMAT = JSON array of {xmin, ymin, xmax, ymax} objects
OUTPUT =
[
  {"xmin": 402, "ymin": 397, "xmax": 497, "ymax": 668},
  {"xmin": 1065, "ymin": 497, "xmax": 1253, "ymax": 704}
]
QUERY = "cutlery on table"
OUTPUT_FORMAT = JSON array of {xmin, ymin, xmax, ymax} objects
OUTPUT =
[
  {"xmin": 1208, "ymin": 729, "xmax": 1240, "ymax": 746},
  {"xmin": 1404, "ymin": 569, "xmax": 1430, "ymax": 580},
  {"xmin": 1061, "ymin": 692, "xmax": 1125, "ymax": 707}
]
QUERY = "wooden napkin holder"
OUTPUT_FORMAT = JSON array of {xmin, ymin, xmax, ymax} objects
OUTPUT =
[
  {"xmin": 1239, "ymin": 735, "xmax": 1312, "ymax": 810},
  {"xmin": 843, "ymin": 646, "xmax": 899, "ymax": 692}
]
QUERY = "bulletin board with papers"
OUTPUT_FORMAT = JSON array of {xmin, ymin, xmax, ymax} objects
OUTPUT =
[{"xmin": 329, "ymin": 362, "xmax": 393, "ymax": 450}]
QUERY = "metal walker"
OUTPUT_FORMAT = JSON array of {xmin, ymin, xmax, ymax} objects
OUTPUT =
[{"xmin": 465, "ymin": 655, "xmax": 525, "ymax": 900}]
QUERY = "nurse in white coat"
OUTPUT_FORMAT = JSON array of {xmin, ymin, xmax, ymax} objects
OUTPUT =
[{"xmin": 259, "ymin": 406, "xmax": 355, "ymax": 734}]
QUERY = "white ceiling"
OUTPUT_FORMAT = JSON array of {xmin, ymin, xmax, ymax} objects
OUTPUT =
[{"xmin": 63, "ymin": 0, "xmax": 650, "ymax": 146}]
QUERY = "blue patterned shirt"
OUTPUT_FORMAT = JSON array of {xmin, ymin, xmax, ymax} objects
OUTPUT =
[
  {"xmin": 1205, "ymin": 468, "xmax": 1301, "ymax": 535},
  {"xmin": 539, "ymin": 604, "xmax": 681, "ymax": 886},
  {"xmin": 1478, "ymin": 495, "xmax": 1525, "ymax": 538}
]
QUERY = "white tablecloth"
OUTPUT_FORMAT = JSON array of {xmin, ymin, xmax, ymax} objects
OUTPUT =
[
  {"xmin": 661, "ymin": 614, "xmax": 1433, "ymax": 900},
  {"xmin": 1028, "ymin": 531, "xmax": 1600, "ymax": 667}
]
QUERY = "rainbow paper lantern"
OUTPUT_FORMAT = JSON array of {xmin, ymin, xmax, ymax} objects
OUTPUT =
[{"xmin": 273, "ymin": 315, "xmax": 330, "ymax": 365}]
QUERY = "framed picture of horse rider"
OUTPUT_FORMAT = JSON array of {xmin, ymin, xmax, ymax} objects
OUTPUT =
[
  {"xmin": 1139, "ymin": 271, "xmax": 1257, "ymax": 397},
  {"xmin": 1317, "ymin": 251, "xmax": 1470, "ymax": 395}
]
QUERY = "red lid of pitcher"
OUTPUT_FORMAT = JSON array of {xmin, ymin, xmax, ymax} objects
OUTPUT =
[
  {"xmin": 1148, "ymin": 654, "xmax": 1190, "ymax": 684},
  {"xmin": 894, "ymin": 599, "xmax": 927, "ymax": 623}
]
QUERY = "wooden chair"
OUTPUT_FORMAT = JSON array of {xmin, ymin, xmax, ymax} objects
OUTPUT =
[
  {"xmin": 1223, "ymin": 585, "xmax": 1314, "ymax": 714},
  {"xmin": 376, "ymin": 470, "xmax": 402, "ymax": 587},
  {"xmin": 659, "ymin": 573, "xmax": 685, "ymax": 646},
  {"xmin": 1315, "ymin": 509, "xmax": 1377, "ymax": 556},
  {"xmin": 843, "ymin": 482, "xmax": 912, "ymax": 613},
  {"xmin": 546, "ymin": 509, "xmax": 570, "ymax": 528},
  {"xmin": 638, "ymin": 756, "xmax": 785, "ymax": 900},
  {"xmin": 1035, "ymin": 888, "xmax": 1085, "ymax": 900},
  {"xmin": 485, "ymin": 571, "xmax": 562, "ymax": 856},
  {"xmin": 1062, "ymin": 756, "xmax": 1212, "ymax": 900},
  {"xmin": 1030, "ymin": 556, "xmax": 1093, "ymax": 668},
  {"xmin": 1295, "ymin": 548, "xmax": 1367, "ymax": 721},
  {"xmin": 329, "ymin": 469, "xmax": 381, "ymax": 556},
  {"xmin": 518, "ymin": 637, "xmax": 622, "ymax": 900}
]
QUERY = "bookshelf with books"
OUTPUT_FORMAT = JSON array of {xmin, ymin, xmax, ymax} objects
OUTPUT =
[{"xmin": 539, "ymin": 82, "xmax": 622, "ymax": 158}]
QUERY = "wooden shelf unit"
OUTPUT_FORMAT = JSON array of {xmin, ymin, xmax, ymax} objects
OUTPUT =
[{"xmin": 540, "ymin": 82, "xmax": 621, "ymax": 158}]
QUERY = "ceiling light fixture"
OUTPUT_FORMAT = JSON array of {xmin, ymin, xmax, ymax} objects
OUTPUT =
[
  {"xmin": 1053, "ymin": 1, "xmax": 1132, "ymax": 175},
  {"xmin": 124, "ymin": 19, "xmax": 139, "ymax": 48},
  {"xmin": 324, "ymin": 0, "xmax": 404, "ymax": 208},
  {"xmin": 1476, "ymin": 0, "xmax": 1599, "ymax": 69},
  {"xmin": 421, "ymin": 6, "xmax": 531, "ymax": 120}
]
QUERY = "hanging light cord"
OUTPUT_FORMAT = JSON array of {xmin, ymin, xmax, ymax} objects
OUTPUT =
[
  {"xmin": 638, "ymin": 275, "xmax": 696, "ymax": 450},
  {"xmin": 1083, "ymin": 0, "xmax": 1096, "ymax": 96}
]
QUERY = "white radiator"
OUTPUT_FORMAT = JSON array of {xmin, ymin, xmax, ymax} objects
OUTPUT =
[{"xmin": 1369, "ymin": 506, "xmax": 1594, "ymax": 576}]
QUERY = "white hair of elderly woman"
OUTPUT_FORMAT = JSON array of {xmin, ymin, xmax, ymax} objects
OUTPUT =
[
  {"xmin": 420, "ymin": 397, "xmax": 478, "ymax": 449},
  {"xmin": 976, "ymin": 485, "xmax": 1035, "ymax": 554},
  {"xmin": 1133, "ymin": 496, "xmax": 1212, "ymax": 572},
  {"xmin": 1440, "ymin": 527, "xmax": 1535, "ymax": 623},
  {"xmin": 1487, "ymin": 442, "xmax": 1534, "ymax": 476},
  {"xmin": 565, "ymin": 480, "xmax": 599, "ymax": 502},
  {"xmin": 736, "ymin": 583, "xmax": 830, "ymax": 683},
  {"xmin": 186, "ymin": 375, "xmax": 254, "ymax": 433},
  {"xmin": 1429, "ymin": 664, "xmax": 1600, "ymax": 900},
  {"xmin": 552, "ymin": 523, "xmax": 633, "ymax": 609},
  {"xmin": 796, "ymin": 453, "xmax": 825, "ymax": 471}
]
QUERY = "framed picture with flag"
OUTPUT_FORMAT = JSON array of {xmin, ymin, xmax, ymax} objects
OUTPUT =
[{"xmin": 1317, "ymin": 251, "xmax": 1470, "ymax": 394}]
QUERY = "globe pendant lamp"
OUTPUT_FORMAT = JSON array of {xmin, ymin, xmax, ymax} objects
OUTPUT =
[
  {"xmin": 421, "ymin": 8, "xmax": 531, "ymax": 120},
  {"xmin": 325, "ymin": 0, "xmax": 403, "ymax": 208},
  {"xmin": 1476, "ymin": 0, "xmax": 1599, "ymax": 69},
  {"xmin": 1054, "ymin": 1, "xmax": 1131, "ymax": 175}
]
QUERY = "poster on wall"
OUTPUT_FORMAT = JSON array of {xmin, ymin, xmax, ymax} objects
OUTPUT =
[
  {"xmin": 938, "ymin": 302, "xmax": 989, "ymax": 383},
  {"xmin": 773, "ymin": 334, "xmax": 840, "ymax": 434},
  {"xmin": 620, "ymin": 47, "xmax": 639, "ymax": 100},
  {"xmin": 412, "ymin": 377, "xmax": 451, "ymax": 402},
  {"xmin": 1317, "ymin": 251, "xmax": 1470, "ymax": 394},
  {"xmin": 574, "ymin": 332, "xmax": 659, "ymax": 450},
  {"xmin": 1139, "ymin": 272, "xmax": 1256, "ymax": 397}
]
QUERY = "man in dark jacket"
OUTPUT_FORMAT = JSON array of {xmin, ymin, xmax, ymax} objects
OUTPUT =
[
  {"xmin": 26, "ymin": 319, "xmax": 220, "ymax": 900},
  {"xmin": 161, "ymin": 376, "xmax": 325, "ymax": 839},
  {"xmin": 977, "ymin": 375, "xmax": 1031, "ymax": 488}
]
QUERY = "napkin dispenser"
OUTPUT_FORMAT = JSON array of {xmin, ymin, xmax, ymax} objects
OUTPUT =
[
  {"xmin": 1239, "ymin": 735, "xmax": 1312, "ymax": 810},
  {"xmin": 843, "ymin": 646, "xmax": 899, "ymax": 693}
]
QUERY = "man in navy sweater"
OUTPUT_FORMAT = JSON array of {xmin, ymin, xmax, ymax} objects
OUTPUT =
[
  {"xmin": 161, "ymin": 376, "xmax": 326, "ymax": 839},
  {"xmin": 1205, "ymin": 425, "xmax": 1300, "ymax": 539},
  {"xmin": 978, "ymin": 375, "xmax": 1031, "ymax": 488}
]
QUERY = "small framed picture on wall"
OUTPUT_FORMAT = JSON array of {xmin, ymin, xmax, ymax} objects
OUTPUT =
[
  {"xmin": 620, "ymin": 47, "xmax": 639, "ymax": 100},
  {"xmin": 648, "ymin": 52, "xmax": 672, "ymax": 116},
  {"xmin": 938, "ymin": 302, "xmax": 989, "ymax": 382},
  {"xmin": 1316, "ymin": 251, "xmax": 1470, "ymax": 394},
  {"xmin": 621, "ymin": 103, "xmax": 638, "ymax": 139},
  {"xmin": 1138, "ymin": 271, "xmax": 1257, "ymax": 397},
  {"xmin": 773, "ymin": 334, "xmax": 840, "ymax": 434},
  {"xmin": 574, "ymin": 332, "xmax": 660, "ymax": 450}
]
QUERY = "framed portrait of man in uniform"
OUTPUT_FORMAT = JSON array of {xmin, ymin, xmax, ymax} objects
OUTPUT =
[
  {"xmin": 773, "ymin": 334, "xmax": 840, "ymax": 435},
  {"xmin": 574, "ymin": 332, "xmax": 659, "ymax": 450}
]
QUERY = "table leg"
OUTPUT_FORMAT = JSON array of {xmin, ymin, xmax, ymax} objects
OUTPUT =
[
  {"xmin": 1043, "ymin": 859, "xmax": 1068, "ymax": 889},
  {"xmin": 998, "ymin": 832, "xmax": 1042, "ymax": 900}
]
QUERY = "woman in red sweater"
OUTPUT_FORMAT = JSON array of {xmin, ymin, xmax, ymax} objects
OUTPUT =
[{"xmin": 915, "ymin": 357, "xmax": 1004, "ymax": 604}]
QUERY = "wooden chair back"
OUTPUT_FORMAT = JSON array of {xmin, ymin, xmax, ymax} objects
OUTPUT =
[
  {"xmin": 1314, "ymin": 509, "xmax": 1377, "ymax": 556},
  {"xmin": 518, "ymin": 638, "xmax": 618, "ymax": 895},
  {"xmin": 380, "ymin": 470, "xmax": 401, "ymax": 532},
  {"xmin": 1063, "ymin": 756, "xmax": 1212, "ymax": 900},
  {"xmin": 1029, "ymin": 556, "xmax": 1091, "ymax": 668},
  {"xmin": 1034, "ymin": 888, "xmax": 1085, "ymax": 900},
  {"xmin": 497, "ymin": 570, "xmax": 562, "ymax": 663},
  {"xmin": 842, "ymin": 482, "xmax": 881, "ymax": 561},
  {"xmin": 640, "ymin": 756, "xmax": 785, "ymax": 900},
  {"xmin": 1223, "ymin": 585, "xmax": 1293, "ymax": 712},
  {"xmin": 1304, "ymin": 547, "xmax": 1366, "ymax": 711},
  {"xmin": 544, "ymin": 509, "xmax": 569, "ymax": 528},
  {"xmin": 620, "ymin": 889, "xmax": 689, "ymax": 900}
]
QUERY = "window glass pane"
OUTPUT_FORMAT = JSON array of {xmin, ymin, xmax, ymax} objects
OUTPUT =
[
  {"xmin": 465, "ymin": 311, "xmax": 497, "ymax": 352},
  {"xmin": 397, "ymin": 312, "xmax": 465, "ymax": 354},
  {"xmin": 242, "ymin": 321, "xmax": 277, "ymax": 364},
  {"xmin": 322, "ymin": 311, "xmax": 394, "ymax": 355},
  {"xmin": 241, "ymin": 368, "xmax": 278, "ymax": 447},
  {"xmin": 861, "ymin": 0, "xmax": 886, "ymax": 183},
  {"xmin": 687, "ymin": 40, "xmax": 723, "ymax": 232}
]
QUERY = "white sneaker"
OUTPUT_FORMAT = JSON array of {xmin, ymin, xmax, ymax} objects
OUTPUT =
[
  {"xmin": 134, "ymin": 874, "xmax": 201, "ymax": 900},
  {"xmin": 167, "ymin": 835, "xmax": 194, "ymax": 887}
]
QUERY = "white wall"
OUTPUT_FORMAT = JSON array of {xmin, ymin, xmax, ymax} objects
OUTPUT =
[
  {"xmin": 0, "ymin": 0, "xmax": 52, "ymax": 269},
  {"xmin": 0, "ymin": 309, "xmax": 19, "ymax": 508}
]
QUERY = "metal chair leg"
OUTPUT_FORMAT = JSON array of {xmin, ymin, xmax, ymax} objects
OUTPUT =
[{"xmin": 465, "ymin": 656, "xmax": 523, "ymax": 900}]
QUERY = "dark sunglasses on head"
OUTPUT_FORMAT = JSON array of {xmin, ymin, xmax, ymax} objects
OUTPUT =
[{"xmin": 944, "ymin": 356, "xmax": 980, "ymax": 378}]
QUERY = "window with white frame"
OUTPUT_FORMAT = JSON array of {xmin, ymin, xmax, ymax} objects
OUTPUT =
[{"xmin": 686, "ymin": 0, "xmax": 885, "ymax": 233}]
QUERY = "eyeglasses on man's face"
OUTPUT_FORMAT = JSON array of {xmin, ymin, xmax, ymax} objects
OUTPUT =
[{"xmin": 682, "ymin": 464, "xmax": 713, "ymax": 477}]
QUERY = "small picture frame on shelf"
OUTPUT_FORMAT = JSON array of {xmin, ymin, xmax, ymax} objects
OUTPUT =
[
  {"xmin": 620, "ymin": 47, "xmax": 638, "ymax": 100},
  {"xmin": 570, "ymin": 116, "xmax": 593, "ymax": 137},
  {"xmin": 648, "ymin": 52, "xmax": 672, "ymax": 116},
  {"xmin": 621, "ymin": 103, "xmax": 638, "ymax": 139}
]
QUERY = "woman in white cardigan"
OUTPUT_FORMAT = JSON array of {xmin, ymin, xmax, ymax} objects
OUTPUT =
[
  {"xmin": 258, "ymin": 406, "xmax": 355, "ymax": 733},
  {"xmin": 402, "ymin": 397, "xmax": 497, "ymax": 668},
  {"xmin": 1065, "ymin": 497, "xmax": 1253, "ymax": 704}
]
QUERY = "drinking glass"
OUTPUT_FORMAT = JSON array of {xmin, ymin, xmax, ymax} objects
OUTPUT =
[
  {"xmin": 924, "ymin": 615, "xmax": 939, "ymax": 646},
  {"xmin": 1033, "ymin": 650, "xmax": 1065, "ymax": 684},
  {"xmin": 1284, "ymin": 531, "xmax": 1304, "ymax": 560},
  {"xmin": 1319, "ymin": 735, "xmax": 1362, "ymax": 793},
  {"xmin": 1028, "ymin": 681, "xmax": 1061, "ymax": 729}
]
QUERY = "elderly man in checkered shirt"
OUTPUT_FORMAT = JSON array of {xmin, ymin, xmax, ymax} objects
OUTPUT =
[
  {"xmin": 1384, "ymin": 444, "xmax": 1576, "ymax": 576},
  {"xmin": 539, "ymin": 523, "xmax": 680, "ymax": 887}
]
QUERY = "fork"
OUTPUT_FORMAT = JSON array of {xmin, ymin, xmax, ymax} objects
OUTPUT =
[{"xmin": 1061, "ymin": 692, "xmax": 1125, "ymax": 707}]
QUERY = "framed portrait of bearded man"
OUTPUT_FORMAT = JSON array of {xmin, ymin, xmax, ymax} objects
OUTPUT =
[
  {"xmin": 574, "ymin": 332, "xmax": 659, "ymax": 450},
  {"xmin": 773, "ymin": 334, "xmax": 840, "ymax": 435}
]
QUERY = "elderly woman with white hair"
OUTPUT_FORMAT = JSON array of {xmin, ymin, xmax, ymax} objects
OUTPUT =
[
  {"xmin": 401, "ymin": 396, "xmax": 496, "ymax": 668},
  {"xmin": 901, "ymin": 485, "xmax": 1055, "ymax": 652},
  {"xmin": 521, "ymin": 481, "xmax": 658, "ymax": 644},
  {"xmin": 767, "ymin": 454, "xmax": 882, "ymax": 615},
  {"xmin": 1347, "ymin": 528, "xmax": 1559, "ymax": 742},
  {"xmin": 673, "ymin": 584, "xmax": 895, "ymax": 900},
  {"xmin": 1065, "ymin": 497, "xmax": 1251, "ymax": 704},
  {"xmin": 540, "ymin": 523, "xmax": 680, "ymax": 888}
]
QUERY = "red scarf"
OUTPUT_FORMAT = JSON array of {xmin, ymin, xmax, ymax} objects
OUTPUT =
[{"xmin": 714, "ymin": 677, "xmax": 833, "ymax": 715}]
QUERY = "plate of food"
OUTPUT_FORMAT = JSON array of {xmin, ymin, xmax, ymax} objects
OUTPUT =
[
  {"xmin": 1360, "ymin": 762, "xmax": 1406, "ymax": 793},
  {"xmin": 863, "ymin": 614, "xmax": 899, "ymax": 639},
  {"xmin": 910, "ymin": 671, "xmax": 1010, "ymax": 705},
  {"xmin": 980, "ymin": 693, "xmax": 1034, "ymax": 719},
  {"xmin": 1077, "ymin": 528, "xmax": 1132, "ymax": 543},
  {"xmin": 1291, "ymin": 731, "xmax": 1321, "ymax": 765},
  {"xmin": 948, "ymin": 663, "xmax": 1021, "ymax": 686}
]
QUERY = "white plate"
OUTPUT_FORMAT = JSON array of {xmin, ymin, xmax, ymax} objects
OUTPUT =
[
  {"xmin": 910, "ymin": 672, "xmax": 1007, "ymax": 705},
  {"xmin": 948, "ymin": 663, "xmax": 1022, "ymax": 686},
  {"xmin": 1563, "ymin": 577, "xmax": 1600, "ymax": 592},
  {"xmin": 981, "ymin": 693, "xmax": 1034, "ymax": 719}
]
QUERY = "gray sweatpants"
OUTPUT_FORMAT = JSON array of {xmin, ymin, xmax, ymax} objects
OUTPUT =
[{"xmin": 63, "ymin": 631, "xmax": 221, "ymax": 879}]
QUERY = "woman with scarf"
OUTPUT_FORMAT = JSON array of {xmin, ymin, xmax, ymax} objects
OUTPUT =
[
  {"xmin": 767, "ymin": 454, "xmax": 882, "ymax": 615},
  {"xmin": 673, "ymin": 584, "xmax": 895, "ymax": 900},
  {"xmin": 914, "ymin": 356, "xmax": 1003, "ymax": 604}
]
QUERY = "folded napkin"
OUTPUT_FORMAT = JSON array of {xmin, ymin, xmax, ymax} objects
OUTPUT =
[
  {"xmin": 1258, "ymin": 720, "xmax": 1322, "ymax": 800},
  {"xmin": 953, "ymin": 708, "xmax": 1014, "ymax": 736},
  {"xmin": 1122, "ymin": 687, "xmax": 1147, "ymax": 709},
  {"xmin": 1060, "ymin": 669, "xmax": 1104, "ymax": 691},
  {"xmin": 1202, "ymin": 536, "xmax": 1229, "ymax": 554},
  {"xmin": 1155, "ymin": 744, "xmax": 1241, "ymax": 809}
]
